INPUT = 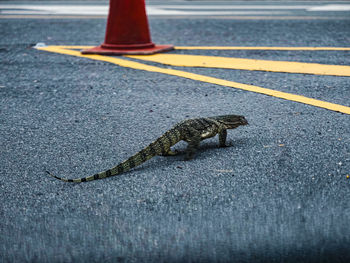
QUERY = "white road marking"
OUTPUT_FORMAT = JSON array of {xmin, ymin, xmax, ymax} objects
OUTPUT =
[
  {"xmin": 150, "ymin": 5, "xmax": 315, "ymax": 10},
  {"xmin": 308, "ymin": 5, "xmax": 350, "ymax": 11},
  {"xmin": 0, "ymin": 4, "xmax": 350, "ymax": 16},
  {"xmin": 0, "ymin": 5, "xmax": 108, "ymax": 15},
  {"xmin": 146, "ymin": 7, "xmax": 289, "ymax": 16}
]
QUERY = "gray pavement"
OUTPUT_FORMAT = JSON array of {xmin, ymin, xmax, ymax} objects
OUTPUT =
[{"xmin": 1, "ymin": 1, "xmax": 350, "ymax": 262}]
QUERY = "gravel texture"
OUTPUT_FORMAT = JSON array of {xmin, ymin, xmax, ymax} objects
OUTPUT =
[{"xmin": 1, "ymin": 15, "xmax": 350, "ymax": 263}]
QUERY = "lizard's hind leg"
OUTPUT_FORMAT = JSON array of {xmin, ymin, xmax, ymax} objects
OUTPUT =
[{"xmin": 184, "ymin": 138, "xmax": 201, "ymax": 160}]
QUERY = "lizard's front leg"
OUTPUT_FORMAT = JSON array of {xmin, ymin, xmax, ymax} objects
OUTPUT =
[{"xmin": 219, "ymin": 129, "xmax": 228, "ymax": 147}]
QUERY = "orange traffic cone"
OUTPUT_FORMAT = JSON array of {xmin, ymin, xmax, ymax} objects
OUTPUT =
[{"xmin": 82, "ymin": 0, "xmax": 174, "ymax": 55}]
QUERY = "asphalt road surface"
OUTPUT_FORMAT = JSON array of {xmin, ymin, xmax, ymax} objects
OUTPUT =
[{"xmin": 1, "ymin": 1, "xmax": 350, "ymax": 262}]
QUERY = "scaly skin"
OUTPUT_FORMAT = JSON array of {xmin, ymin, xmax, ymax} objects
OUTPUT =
[{"xmin": 46, "ymin": 115, "xmax": 248, "ymax": 182}]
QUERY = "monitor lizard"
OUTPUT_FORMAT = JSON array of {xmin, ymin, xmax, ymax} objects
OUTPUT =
[{"xmin": 46, "ymin": 114, "xmax": 248, "ymax": 182}]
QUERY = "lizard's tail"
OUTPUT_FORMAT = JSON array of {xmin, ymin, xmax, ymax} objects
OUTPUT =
[{"xmin": 46, "ymin": 129, "xmax": 181, "ymax": 183}]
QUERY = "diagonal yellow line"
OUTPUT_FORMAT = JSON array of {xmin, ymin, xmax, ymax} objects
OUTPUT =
[
  {"xmin": 36, "ymin": 46, "xmax": 350, "ymax": 115},
  {"xmin": 127, "ymin": 53, "xmax": 350, "ymax": 77}
]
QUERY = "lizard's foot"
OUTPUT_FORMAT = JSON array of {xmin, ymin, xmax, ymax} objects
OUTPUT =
[
  {"xmin": 184, "ymin": 152, "xmax": 195, "ymax": 161},
  {"xmin": 159, "ymin": 149, "xmax": 179, "ymax": 157},
  {"xmin": 219, "ymin": 142, "xmax": 233, "ymax": 148}
]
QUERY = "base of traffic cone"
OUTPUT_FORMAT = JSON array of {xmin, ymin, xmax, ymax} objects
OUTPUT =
[{"xmin": 81, "ymin": 44, "xmax": 174, "ymax": 55}]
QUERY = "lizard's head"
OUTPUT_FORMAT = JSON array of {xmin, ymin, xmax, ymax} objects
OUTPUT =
[{"xmin": 211, "ymin": 115, "xmax": 248, "ymax": 129}]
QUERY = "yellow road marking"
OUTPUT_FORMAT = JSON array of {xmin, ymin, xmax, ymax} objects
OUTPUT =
[
  {"xmin": 176, "ymin": 46, "xmax": 350, "ymax": 51},
  {"xmin": 36, "ymin": 45, "xmax": 350, "ymax": 115},
  {"xmin": 127, "ymin": 53, "xmax": 350, "ymax": 77},
  {"xmin": 44, "ymin": 45, "xmax": 94, "ymax": 50},
  {"xmin": 46, "ymin": 45, "xmax": 350, "ymax": 51}
]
